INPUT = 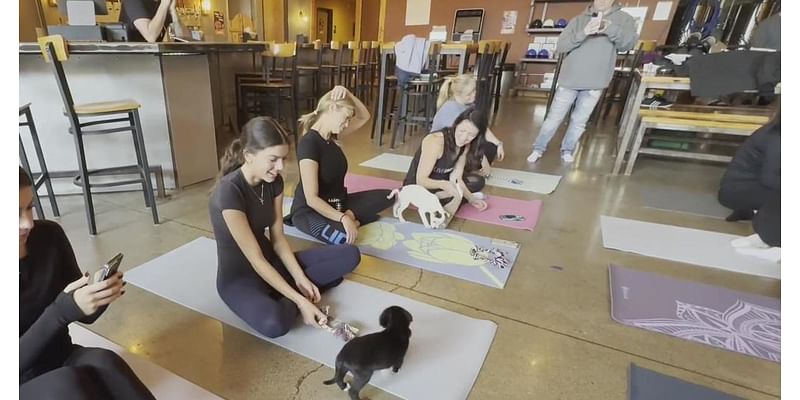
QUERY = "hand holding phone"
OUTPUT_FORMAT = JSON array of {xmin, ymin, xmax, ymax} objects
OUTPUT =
[{"xmin": 95, "ymin": 253, "xmax": 124, "ymax": 283}]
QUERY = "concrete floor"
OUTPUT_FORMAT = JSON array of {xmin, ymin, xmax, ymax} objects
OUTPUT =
[{"xmin": 46, "ymin": 98, "xmax": 779, "ymax": 399}]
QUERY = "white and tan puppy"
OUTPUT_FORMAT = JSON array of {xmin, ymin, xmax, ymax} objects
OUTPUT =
[{"xmin": 387, "ymin": 183, "xmax": 462, "ymax": 229}]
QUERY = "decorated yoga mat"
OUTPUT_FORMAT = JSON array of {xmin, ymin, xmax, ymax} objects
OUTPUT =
[
  {"xmin": 344, "ymin": 174, "xmax": 542, "ymax": 231},
  {"xmin": 359, "ymin": 153, "xmax": 562, "ymax": 194},
  {"xmin": 610, "ymin": 264, "xmax": 780, "ymax": 363},
  {"xmin": 628, "ymin": 364, "xmax": 743, "ymax": 400},
  {"xmin": 600, "ymin": 216, "xmax": 780, "ymax": 279},
  {"xmin": 283, "ymin": 198, "xmax": 520, "ymax": 288},
  {"xmin": 637, "ymin": 184, "xmax": 732, "ymax": 220},
  {"xmin": 69, "ymin": 324, "xmax": 224, "ymax": 399},
  {"xmin": 125, "ymin": 238, "xmax": 498, "ymax": 400}
]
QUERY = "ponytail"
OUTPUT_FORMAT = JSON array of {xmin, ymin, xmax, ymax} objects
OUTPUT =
[
  {"xmin": 437, "ymin": 78, "xmax": 455, "ymax": 109},
  {"xmin": 217, "ymin": 138, "xmax": 245, "ymax": 180},
  {"xmin": 298, "ymin": 110, "xmax": 321, "ymax": 135}
]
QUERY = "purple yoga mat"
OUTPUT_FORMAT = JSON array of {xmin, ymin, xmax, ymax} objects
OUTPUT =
[
  {"xmin": 344, "ymin": 174, "xmax": 542, "ymax": 231},
  {"xmin": 609, "ymin": 264, "xmax": 780, "ymax": 362}
]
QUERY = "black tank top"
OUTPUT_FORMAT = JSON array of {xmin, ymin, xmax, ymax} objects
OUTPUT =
[{"xmin": 404, "ymin": 137, "xmax": 466, "ymax": 185}]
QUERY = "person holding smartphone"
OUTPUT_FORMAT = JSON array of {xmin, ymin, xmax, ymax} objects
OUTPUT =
[
  {"xmin": 19, "ymin": 167, "xmax": 154, "ymax": 399},
  {"xmin": 526, "ymin": 0, "xmax": 638, "ymax": 164},
  {"xmin": 120, "ymin": 0, "xmax": 188, "ymax": 42},
  {"xmin": 209, "ymin": 116, "xmax": 361, "ymax": 339}
]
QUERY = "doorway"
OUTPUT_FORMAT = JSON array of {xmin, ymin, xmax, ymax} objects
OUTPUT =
[{"xmin": 317, "ymin": 8, "xmax": 333, "ymax": 42}]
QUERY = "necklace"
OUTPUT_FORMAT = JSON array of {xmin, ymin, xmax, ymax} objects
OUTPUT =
[{"xmin": 248, "ymin": 182, "xmax": 265, "ymax": 205}]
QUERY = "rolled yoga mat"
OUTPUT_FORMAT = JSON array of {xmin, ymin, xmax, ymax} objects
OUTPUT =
[
  {"xmin": 69, "ymin": 324, "xmax": 224, "ymax": 399},
  {"xmin": 359, "ymin": 153, "xmax": 562, "ymax": 194},
  {"xmin": 628, "ymin": 364, "xmax": 743, "ymax": 400},
  {"xmin": 610, "ymin": 264, "xmax": 780, "ymax": 363},
  {"xmin": 344, "ymin": 173, "xmax": 542, "ymax": 231},
  {"xmin": 637, "ymin": 184, "xmax": 732, "ymax": 220},
  {"xmin": 283, "ymin": 198, "xmax": 520, "ymax": 289},
  {"xmin": 600, "ymin": 216, "xmax": 780, "ymax": 279},
  {"xmin": 125, "ymin": 237, "xmax": 498, "ymax": 400}
]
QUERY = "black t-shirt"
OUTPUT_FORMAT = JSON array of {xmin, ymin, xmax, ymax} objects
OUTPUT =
[
  {"xmin": 290, "ymin": 130, "xmax": 349, "ymax": 214},
  {"xmin": 209, "ymin": 169, "xmax": 284, "ymax": 289},
  {"xmin": 403, "ymin": 135, "xmax": 466, "ymax": 185},
  {"xmin": 119, "ymin": 0, "xmax": 173, "ymax": 42},
  {"xmin": 20, "ymin": 220, "xmax": 102, "ymax": 383}
]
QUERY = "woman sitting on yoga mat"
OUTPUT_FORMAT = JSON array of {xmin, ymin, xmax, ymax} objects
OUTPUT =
[
  {"xmin": 209, "ymin": 117, "xmax": 360, "ymax": 338},
  {"xmin": 19, "ymin": 167, "xmax": 154, "ymax": 399},
  {"xmin": 285, "ymin": 85, "xmax": 394, "ymax": 245},
  {"xmin": 404, "ymin": 108, "xmax": 490, "ymax": 226},
  {"xmin": 433, "ymin": 74, "xmax": 505, "ymax": 178}
]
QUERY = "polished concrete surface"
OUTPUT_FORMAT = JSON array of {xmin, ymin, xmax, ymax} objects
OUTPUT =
[{"xmin": 45, "ymin": 98, "xmax": 779, "ymax": 399}]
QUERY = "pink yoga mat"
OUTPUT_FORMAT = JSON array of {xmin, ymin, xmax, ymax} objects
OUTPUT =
[{"xmin": 345, "ymin": 174, "xmax": 542, "ymax": 231}]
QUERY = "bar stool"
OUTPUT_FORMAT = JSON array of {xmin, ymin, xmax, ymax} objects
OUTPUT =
[
  {"xmin": 389, "ymin": 43, "xmax": 443, "ymax": 148},
  {"xmin": 338, "ymin": 41, "xmax": 359, "ymax": 93},
  {"xmin": 475, "ymin": 41, "xmax": 500, "ymax": 112},
  {"xmin": 319, "ymin": 41, "xmax": 342, "ymax": 92},
  {"xmin": 38, "ymin": 35, "xmax": 159, "ymax": 235},
  {"xmin": 491, "ymin": 41, "xmax": 511, "ymax": 115},
  {"xmin": 296, "ymin": 40, "xmax": 323, "ymax": 108},
  {"xmin": 353, "ymin": 41, "xmax": 372, "ymax": 100},
  {"xmin": 368, "ymin": 41, "xmax": 381, "ymax": 101},
  {"xmin": 370, "ymin": 42, "xmax": 399, "ymax": 144},
  {"xmin": 19, "ymin": 103, "xmax": 59, "ymax": 219},
  {"xmin": 240, "ymin": 42, "xmax": 299, "ymax": 142}
]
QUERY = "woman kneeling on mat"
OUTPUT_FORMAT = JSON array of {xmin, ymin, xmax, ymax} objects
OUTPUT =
[
  {"xmin": 209, "ymin": 117, "xmax": 360, "ymax": 338},
  {"xmin": 285, "ymin": 85, "xmax": 394, "ymax": 245},
  {"xmin": 433, "ymin": 74, "xmax": 505, "ymax": 177},
  {"xmin": 404, "ymin": 108, "xmax": 490, "ymax": 226},
  {"xmin": 19, "ymin": 167, "xmax": 154, "ymax": 399}
]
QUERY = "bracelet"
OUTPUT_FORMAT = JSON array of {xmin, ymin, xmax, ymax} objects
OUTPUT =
[{"xmin": 339, "ymin": 214, "xmax": 346, "ymax": 222}]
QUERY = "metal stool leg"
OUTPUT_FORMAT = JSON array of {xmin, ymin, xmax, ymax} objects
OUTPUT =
[
  {"xmin": 70, "ymin": 120, "xmax": 98, "ymax": 235},
  {"xmin": 19, "ymin": 138, "xmax": 45, "ymax": 220},
  {"xmin": 128, "ymin": 112, "xmax": 151, "ymax": 208},
  {"xmin": 390, "ymin": 86, "xmax": 409, "ymax": 149},
  {"xmin": 26, "ymin": 108, "xmax": 60, "ymax": 217},
  {"xmin": 131, "ymin": 110, "xmax": 159, "ymax": 225}
]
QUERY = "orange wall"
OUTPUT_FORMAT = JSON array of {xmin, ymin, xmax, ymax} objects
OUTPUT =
[
  {"xmin": 384, "ymin": 0, "xmax": 677, "ymax": 62},
  {"xmin": 360, "ymin": 0, "xmax": 380, "ymax": 41}
]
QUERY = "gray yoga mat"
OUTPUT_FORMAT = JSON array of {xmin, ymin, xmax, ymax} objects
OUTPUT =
[
  {"xmin": 359, "ymin": 153, "xmax": 562, "ymax": 194},
  {"xmin": 611, "ymin": 264, "xmax": 780, "ymax": 362},
  {"xmin": 600, "ymin": 216, "xmax": 780, "ymax": 279},
  {"xmin": 125, "ymin": 237, "xmax": 498, "ymax": 400},
  {"xmin": 69, "ymin": 325, "xmax": 223, "ymax": 399},
  {"xmin": 283, "ymin": 198, "xmax": 520, "ymax": 289},
  {"xmin": 629, "ymin": 364, "xmax": 743, "ymax": 400},
  {"xmin": 638, "ymin": 184, "xmax": 732, "ymax": 220}
]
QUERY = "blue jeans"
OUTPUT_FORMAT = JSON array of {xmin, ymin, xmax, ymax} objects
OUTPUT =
[{"xmin": 533, "ymin": 87, "xmax": 603, "ymax": 154}]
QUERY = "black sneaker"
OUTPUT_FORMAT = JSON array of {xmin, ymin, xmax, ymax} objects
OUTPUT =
[
  {"xmin": 641, "ymin": 97, "xmax": 673, "ymax": 110},
  {"xmin": 725, "ymin": 209, "xmax": 755, "ymax": 222}
]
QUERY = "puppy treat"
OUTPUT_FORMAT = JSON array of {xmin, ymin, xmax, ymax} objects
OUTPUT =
[{"xmin": 321, "ymin": 306, "xmax": 360, "ymax": 342}]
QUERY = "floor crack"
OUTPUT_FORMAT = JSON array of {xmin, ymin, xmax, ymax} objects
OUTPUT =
[
  {"xmin": 410, "ymin": 270, "xmax": 423, "ymax": 291},
  {"xmin": 291, "ymin": 363, "xmax": 325, "ymax": 400}
]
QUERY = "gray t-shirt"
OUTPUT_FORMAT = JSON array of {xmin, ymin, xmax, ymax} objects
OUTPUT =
[{"xmin": 430, "ymin": 100, "xmax": 470, "ymax": 133}]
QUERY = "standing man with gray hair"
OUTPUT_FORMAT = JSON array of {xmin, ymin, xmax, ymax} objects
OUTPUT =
[{"xmin": 527, "ymin": 0, "xmax": 639, "ymax": 164}]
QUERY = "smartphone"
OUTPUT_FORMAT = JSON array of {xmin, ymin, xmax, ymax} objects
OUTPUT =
[{"xmin": 97, "ymin": 253, "xmax": 124, "ymax": 282}]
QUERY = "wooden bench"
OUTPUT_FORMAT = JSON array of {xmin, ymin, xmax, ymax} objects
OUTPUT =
[{"xmin": 623, "ymin": 110, "xmax": 766, "ymax": 175}]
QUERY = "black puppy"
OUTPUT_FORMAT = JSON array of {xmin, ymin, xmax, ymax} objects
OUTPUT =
[{"xmin": 323, "ymin": 306, "xmax": 413, "ymax": 400}]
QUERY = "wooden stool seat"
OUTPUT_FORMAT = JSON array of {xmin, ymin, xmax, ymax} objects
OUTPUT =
[
  {"xmin": 638, "ymin": 109, "xmax": 769, "ymax": 125},
  {"xmin": 241, "ymin": 82, "xmax": 293, "ymax": 89},
  {"xmin": 73, "ymin": 99, "xmax": 141, "ymax": 115}
]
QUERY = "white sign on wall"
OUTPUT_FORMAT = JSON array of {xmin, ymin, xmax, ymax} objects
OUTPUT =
[{"xmin": 406, "ymin": 0, "xmax": 431, "ymax": 26}]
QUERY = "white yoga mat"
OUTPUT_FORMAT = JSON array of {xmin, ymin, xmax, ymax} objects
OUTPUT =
[
  {"xmin": 69, "ymin": 324, "xmax": 222, "ymax": 399},
  {"xmin": 638, "ymin": 184, "xmax": 732, "ymax": 220},
  {"xmin": 600, "ymin": 216, "xmax": 780, "ymax": 279},
  {"xmin": 360, "ymin": 153, "xmax": 562, "ymax": 194},
  {"xmin": 125, "ymin": 237, "xmax": 497, "ymax": 400}
]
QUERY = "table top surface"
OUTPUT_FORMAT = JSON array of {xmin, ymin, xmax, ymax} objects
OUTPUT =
[{"xmin": 19, "ymin": 41, "xmax": 266, "ymax": 55}]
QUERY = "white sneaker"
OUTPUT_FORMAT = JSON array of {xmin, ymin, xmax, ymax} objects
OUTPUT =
[
  {"xmin": 731, "ymin": 233, "xmax": 770, "ymax": 249},
  {"xmin": 735, "ymin": 246, "xmax": 781, "ymax": 263},
  {"xmin": 472, "ymin": 192, "xmax": 486, "ymax": 200},
  {"xmin": 561, "ymin": 153, "xmax": 575, "ymax": 163},
  {"xmin": 527, "ymin": 150, "xmax": 543, "ymax": 163}
]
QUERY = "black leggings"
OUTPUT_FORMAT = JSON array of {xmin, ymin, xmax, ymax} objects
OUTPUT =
[
  {"xmin": 290, "ymin": 190, "xmax": 394, "ymax": 245},
  {"xmin": 20, "ymin": 346, "xmax": 154, "ymax": 400},
  {"xmin": 719, "ymin": 182, "xmax": 781, "ymax": 246},
  {"xmin": 219, "ymin": 245, "xmax": 361, "ymax": 338}
]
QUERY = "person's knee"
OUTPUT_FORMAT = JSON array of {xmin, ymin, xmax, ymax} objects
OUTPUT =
[
  {"xmin": 464, "ymin": 175, "xmax": 485, "ymax": 193},
  {"xmin": 256, "ymin": 316, "xmax": 293, "ymax": 338},
  {"xmin": 73, "ymin": 348, "xmax": 128, "ymax": 371},
  {"xmin": 21, "ymin": 367, "xmax": 94, "ymax": 400},
  {"xmin": 339, "ymin": 244, "xmax": 361, "ymax": 272}
]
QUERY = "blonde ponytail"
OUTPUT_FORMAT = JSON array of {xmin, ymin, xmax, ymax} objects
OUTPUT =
[
  {"xmin": 298, "ymin": 109, "xmax": 321, "ymax": 135},
  {"xmin": 437, "ymin": 74, "xmax": 477, "ymax": 109}
]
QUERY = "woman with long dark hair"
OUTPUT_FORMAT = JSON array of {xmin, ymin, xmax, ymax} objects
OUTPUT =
[
  {"xmin": 209, "ymin": 117, "xmax": 360, "ymax": 338},
  {"xmin": 403, "ymin": 108, "xmax": 490, "ymax": 227},
  {"xmin": 19, "ymin": 167, "xmax": 154, "ymax": 399}
]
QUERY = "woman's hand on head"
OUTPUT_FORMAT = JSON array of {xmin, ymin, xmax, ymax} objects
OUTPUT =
[
  {"xmin": 66, "ymin": 271, "xmax": 125, "ymax": 316},
  {"xmin": 331, "ymin": 85, "xmax": 348, "ymax": 101}
]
